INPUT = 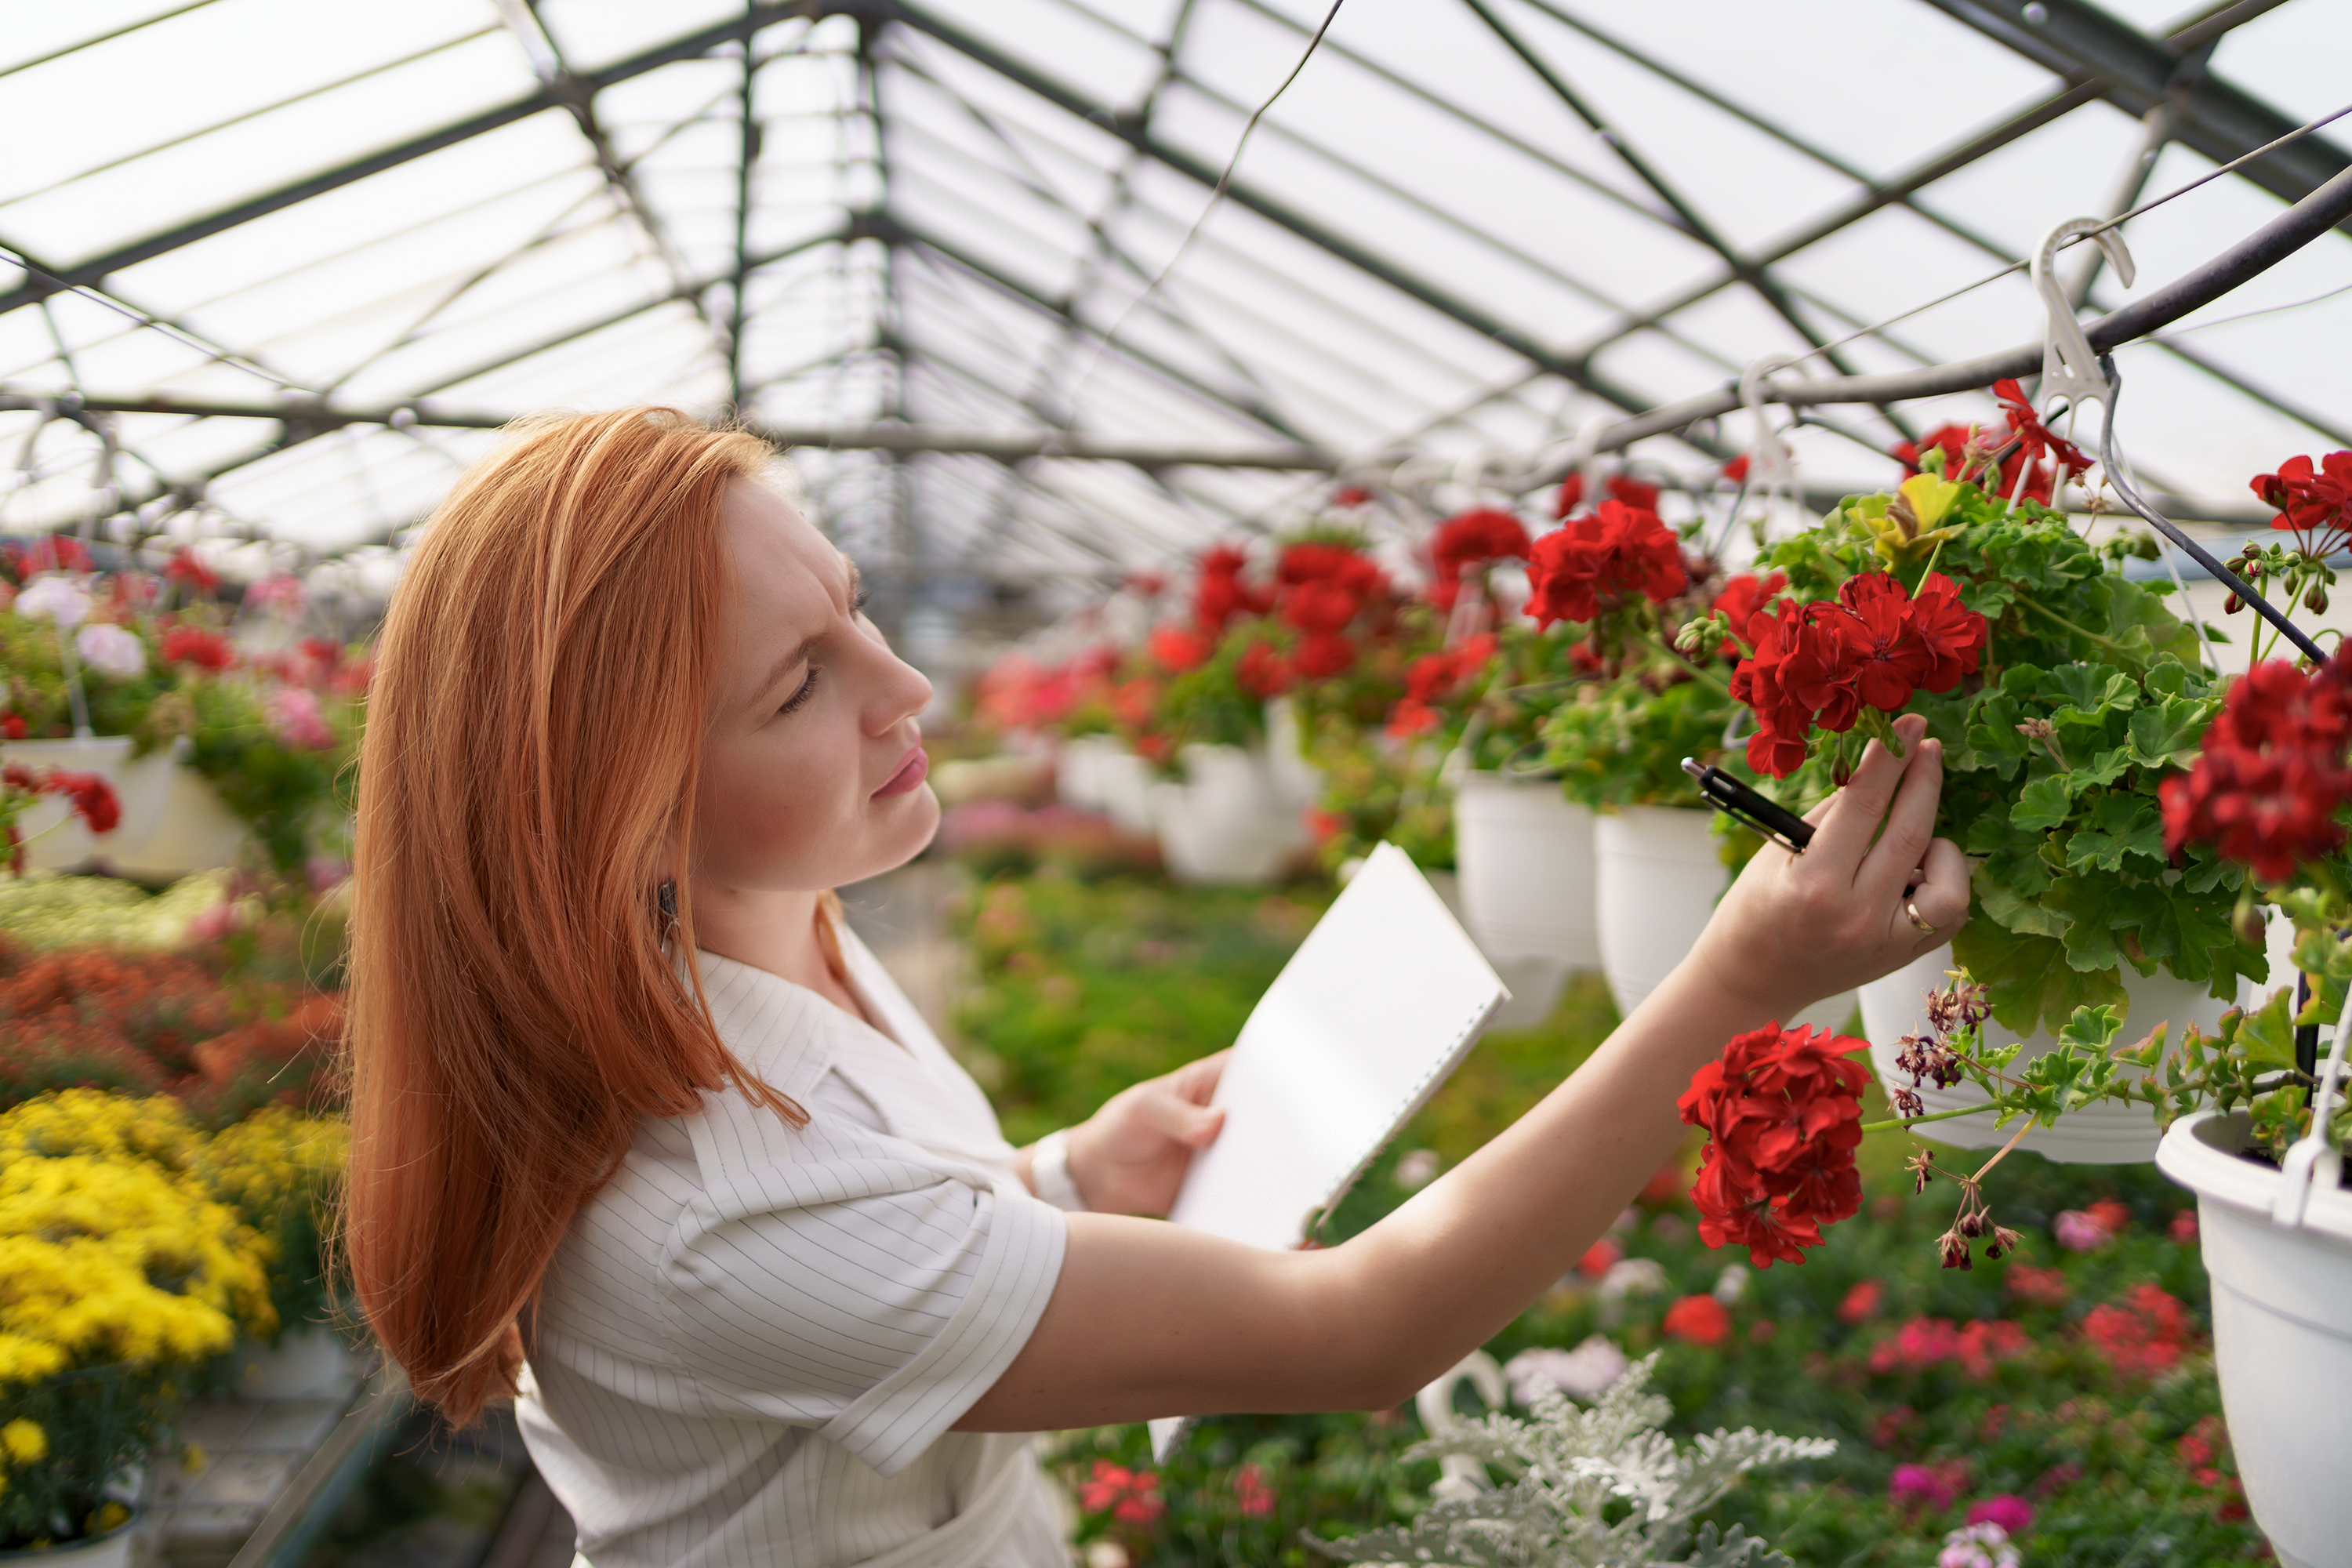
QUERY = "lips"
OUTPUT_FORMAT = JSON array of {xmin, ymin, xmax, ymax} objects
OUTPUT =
[{"xmin": 874, "ymin": 745, "xmax": 929, "ymax": 798}]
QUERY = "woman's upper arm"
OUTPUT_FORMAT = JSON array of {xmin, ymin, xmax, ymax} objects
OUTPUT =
[{"xmin": 950, "ymin": 1210, "xmax": 1392, "ymax": 1433}]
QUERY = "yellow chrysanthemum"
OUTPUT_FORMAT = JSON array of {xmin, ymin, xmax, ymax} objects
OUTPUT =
[{"xmin": 1, "ymin": 1418, "xmax": 45, "ymax": 1466}]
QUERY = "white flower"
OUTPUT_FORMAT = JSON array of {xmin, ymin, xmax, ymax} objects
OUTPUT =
[
  {"xmin": 1595, "ymin": 1257, "xmax": 1669, "ymax": 1327},
  {"xmin": 1938, "ymin": 1523, "xmax": 2021, "ymax": 1568},
  {"xmin": 1713, "ymin": 1263, "xmax": 1750, "ymax": 1304},
  {"xmin": 1393, "ymin": 1149, "xmax": 1442, "ymax": 1190},
  {"xmin": 74, "ymin": 622, "xmax": 147, "ymax": 680},
  {"xmin": 1504, "ymin": 1336, "xmax": 1630, "ymax": 1406},
  {"xmin": 16, "ymin": 573, "xmax": 91, "ymax": 628}
]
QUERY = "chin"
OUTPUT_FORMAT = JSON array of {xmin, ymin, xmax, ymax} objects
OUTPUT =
[{"xmin": 865, "ymin": 784, "xmax": 942, "ymax": 877}]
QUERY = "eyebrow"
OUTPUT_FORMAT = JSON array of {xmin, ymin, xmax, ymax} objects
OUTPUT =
[{"xmin": 753, "ymin": 555, "xmax": 862, "ymax": 706}]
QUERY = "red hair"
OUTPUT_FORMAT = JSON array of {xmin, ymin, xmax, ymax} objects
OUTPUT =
[{"xmin": 344, "ymin": 408, "xmax": 805, "ymax": 1427}]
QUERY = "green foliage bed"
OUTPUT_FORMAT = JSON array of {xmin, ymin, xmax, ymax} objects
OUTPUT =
[{"xmin": 947, "ymin": 869, "xmax": 2266, "ymax": 1566}]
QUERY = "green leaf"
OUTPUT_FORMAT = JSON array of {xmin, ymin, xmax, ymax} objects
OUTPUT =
[
  {"xmin": 1955, "ymin": 917, "xmax": 2128, "ymax": 1036},
  {"xmin": 2128, "ymin": 695, "xmax": 2216, "ymax": 768},
  {"xmin": 2012, "ymin": 774, "xmax": 2074, "ymax": 832},
  {"xmin": 1980, "ymin": 879, "xmax": 2071, "ymax": 938},
  {"xmin": 2236, "ymin": 983, "xmax": 2299, "ymax": 1069},
  {"xmin": 2067, "ymin": 794, "xmax": 2167, "ymax": 870}
]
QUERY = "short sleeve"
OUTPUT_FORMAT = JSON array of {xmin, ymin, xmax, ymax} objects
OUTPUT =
[{"xmin": 655, "ymin": 1099, "xmax": 1067, "ymax": 1479}]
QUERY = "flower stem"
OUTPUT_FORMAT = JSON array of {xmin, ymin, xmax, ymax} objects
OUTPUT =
[
  {"xmin": 1969, "ymin": 1116, "xmax": 2039, "ymax": 1182},
  {"xmin": 1859, "ymin": 1103, "xmax": 2002, "ymax": 1134}
]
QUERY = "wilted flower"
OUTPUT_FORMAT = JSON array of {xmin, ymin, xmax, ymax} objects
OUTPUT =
[{"xmin": 74, "ymin": 622, "xmax": 147, "ymax": 680}]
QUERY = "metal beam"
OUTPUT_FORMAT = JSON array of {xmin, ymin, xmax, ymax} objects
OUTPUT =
[
  {"xmin": 1918, "ymin": 0, "xmax": 2352, "ymax": 230},
  {"xmin": 862, "ymin": 0, "xmax": 1685, "ymax": 440},
  {"xmin": 0, "ymin": 4, "xmax": 808, "ymax": 318}
]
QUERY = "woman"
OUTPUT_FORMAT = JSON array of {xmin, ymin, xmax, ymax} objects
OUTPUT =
[{"xmin": 346, "ymin": 409, "xmax": 1969, "ymax": 1568}]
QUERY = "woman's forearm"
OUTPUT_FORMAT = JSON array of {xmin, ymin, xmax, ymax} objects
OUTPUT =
[{"xmin": 959, "ymin": 955, "xmax": 1763, "ymax": 1430}]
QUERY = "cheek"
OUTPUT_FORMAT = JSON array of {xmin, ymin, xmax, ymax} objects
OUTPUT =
[{"xmin": 695, "ymin": 719, "xmax": 869, "ymax": 877}]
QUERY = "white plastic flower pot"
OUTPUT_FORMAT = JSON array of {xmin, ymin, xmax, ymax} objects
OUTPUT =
[
  {"xmin": 1858, "ymin": 945, "xmax": 2232, "ymax": 1163},
  {"xmin": 1094, "ymin": 752, "xmax": 1159, "ymax": 837},
  {"xmin": 2156, "ymin": 1110, "xmax": 2352, "ymax": 1568},
  {"xmin": 1592, "ymin": 805, "xmax": 1854, "ymax": 1032},
  {"xmin": 1150, "ymin": 743, "xmax": 1309, "ymax": 886},
  {"xmin": 1454, "ymin": 772, "xmax": 1599, "ymax": 1025},
  {"xmin": 1261, "ymin": 698, "xmax": 1324, "ymax": 812},
  {"xmin": 6, "ymin": 737, "xmax": 175, "ymax": 872},
  {"xmin": 0, "ymin": 1508, "xmax": 141, "ymax": 1567},
  {"xmin": 236, "ymin": 1325, "xmax": 358, "ymax": 1401},
  {"xmin": 1054, "ymin": 735, "xmax": 1116, "ymax": 811}
]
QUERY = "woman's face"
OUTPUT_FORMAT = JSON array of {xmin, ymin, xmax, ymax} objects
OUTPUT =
[{"xmin": 691, "ymin": 478, "xmax": 938, "ymax": 894}]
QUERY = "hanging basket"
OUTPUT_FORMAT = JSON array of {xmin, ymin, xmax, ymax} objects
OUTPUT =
[
  {"xmin": 1857, "ymin": 945, "xmax": 2232, "ymax": 1163},
  {"xmin": 1453, "ymin": 771, "xmax": 1597, "ymax": 1024},
  {"xmin": 1150, "ymin": 743, "xmax": 1309, "ymax": 886},
  {"xmin": 2156, "ymin": 1110, "xmax": 2352, "ymax": 1568},
  {"xmin": 1592, "ymin": 805, "xmax": 1853, "ymax": 1031},
  {"xmin": 0, "ymin": 1508, "xmax": 141, "ymax": 1568},
  {"xmin": 6, "ymin": 737, "xmax": 249, "ymax": 878}
]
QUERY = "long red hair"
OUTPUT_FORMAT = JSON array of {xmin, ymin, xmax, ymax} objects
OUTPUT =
[{"xmin": 345, "ymin": 408, "xmax": 805, "ymax": 1426}]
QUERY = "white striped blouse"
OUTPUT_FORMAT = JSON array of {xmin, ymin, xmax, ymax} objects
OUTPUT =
[{"xmin": 515, "ymin": 929, "xmax": 1071, "ymax": 1568}]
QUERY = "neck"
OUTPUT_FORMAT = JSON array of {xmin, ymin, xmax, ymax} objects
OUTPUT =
[{"xmin": 691, "ymin": 883, "xmax": 836, "ymax": 996}]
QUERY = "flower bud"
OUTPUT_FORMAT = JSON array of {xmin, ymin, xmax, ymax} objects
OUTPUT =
[
  {"xmin": 2307, "ymin": 586, "xmax": 2329, "ymax": 615},
  {"xmin": 2234, "ymin": 897, "xmax": 2266, "ymax": 949},
  {"xmin": 2224, "ymin": 593, "xmax": 2243, "ymax": 615}
]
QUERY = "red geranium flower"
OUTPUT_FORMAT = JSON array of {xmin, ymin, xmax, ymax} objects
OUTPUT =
[
  {"xmin": 1330, "ymin": 485, "xmax": 1372, "ymax": 508},
  {"xmin": 0, "ymin": 713, "xmax": 24, "ymax": 742},
  {"xmin": 1194, "ymin": 544, "xmax": 1270, "ymax": 633},
  {"xmin": 1523, "ymin": 500, "xmax": 1687, "ymax": 628},
  {"xmin": 1551, "ymin": 471, "xmax": 1584, "ymax": 521},
  {"xmin": 1663, "ymin": 1294, "xmax": 1731, "ymax": 1347},
  {"xmin": 1709, "ymin": 571, "xmax": 1785, "ymax": 642},
  {"xmin": 2161, "ymin": 655, "xmax": 2352, "ymax": 880},
  {"xmin": 161, "ymin": 625, "xmax": 236, "ymax": 672},
  {"xmin": 1291, "ymin": 633, "xmax": 1356, "ymax": 680},
  {"xmin": 164, "ymin": 547, "xmax": 221, "ymax": 595},
  {"xmin": 2, "ymin": 765, "xmax": 121, "ymax": 835},
  {"xmin": 1235, "ymin": 641, "xmax": 1293, "ymax": 699},
  {"xmin": 1149, "ymin": 624, "xmax": 1214, "ymax": 673},
  {"xmin": 1607, "ymin": 473, "xmax": 1662, "ymax": 511},
  {"xmin": 2083, "ymin": 1283, "xmax": 2193, "ymax": 1379},
  {"xmin": 1426, "ymin": 509, "xmax": 1531, "ymax": 610},
  {"xmin": 1679, "ymin": 1022, "xmax": 1870, "ymax": 1268},
  {"xmin": 1993, "ymin": 376, "xmax": 2092, "ymax": 481},
  {"xmin": 1282, "ymin": 579, "xmax": 1361, "ymax": 637},
  {"xmin": 1721, "ymin": 455, "xmax": 1751, "ymax": 484},
  {"xmin": 2251, "ymin": 450, "xmax": 2352, "ymax": 556}
]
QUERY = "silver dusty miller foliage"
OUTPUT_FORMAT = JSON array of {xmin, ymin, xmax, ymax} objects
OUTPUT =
[{"xmin": 1316, "ymin": 1353, "xmax": 1835, "ymax": 1568}]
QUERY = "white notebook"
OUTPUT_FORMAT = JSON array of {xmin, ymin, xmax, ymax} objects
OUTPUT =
[{"xmin": 1150, "ymin": 842, "xmax": 1508, "ymax": 1457}]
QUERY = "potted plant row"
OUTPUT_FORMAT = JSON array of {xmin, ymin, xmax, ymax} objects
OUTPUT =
[{"xmin": 1, "ymin": 539, "xmax": 366, "ymax": 880}]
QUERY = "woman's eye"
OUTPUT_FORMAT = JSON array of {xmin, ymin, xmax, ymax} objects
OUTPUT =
[
  {"xmin": 779, "ymin": 667, "xmax": 820, "ymax": 715},
  {"xmin": 852, "ymin": 586, "xmax": 872, "ymax": 615}
]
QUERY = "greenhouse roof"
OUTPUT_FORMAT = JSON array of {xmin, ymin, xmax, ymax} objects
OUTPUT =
[{"xmin": 3, "ymin": 0, "xmax": 2348, "ymax": 661}]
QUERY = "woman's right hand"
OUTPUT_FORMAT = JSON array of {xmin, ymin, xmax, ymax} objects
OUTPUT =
[{"xmin": 1684, "ymin": 711, "xmax": 1971, "ymax": 1024}]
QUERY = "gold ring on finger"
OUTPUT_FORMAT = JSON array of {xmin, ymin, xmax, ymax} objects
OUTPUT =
[{"xmin": 1905, "ymin": 898, "xmax": 1936, "ymax": 937}]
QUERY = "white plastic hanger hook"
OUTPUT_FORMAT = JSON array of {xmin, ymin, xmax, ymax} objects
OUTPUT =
[
  {"xmin": 2274, "ymin": 992, "xmax": 2350, "ymax": 1231},
  {"xmin": 1736, "ymin": 354, "xmax": 1804, "ymax": 506},
  {"xmin": 2030, "ymin": 216, "xmax": 2135, "ymax": 423}
]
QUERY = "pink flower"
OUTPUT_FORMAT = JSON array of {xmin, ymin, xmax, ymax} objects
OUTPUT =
[
  {"xmin": 2168, "ymin": 1208, "xmax": 2199, "ymax": 1244},
  {"xmin": 1233, "ymin": 1462, "xmax": 1275, "ymax": 1518},
  {"xmin": 2005, "ymin": 1265, "xmax": 2069, "ymax": 1309},
  {"xmin": 245, "ymin": 572, "xmax": 307, "ymax": 620},
  {"xmin": 2052, "ymin": 1210, "xmax": 2111, "ymax": 1253},
  {"xmin": 1937, "ymin": 1522, "xmax": 2021, "ymax": 1568},
  {"xmin": 1965, "ymin": 1495, "xmax": 2034, "ymax": 1536},
  {"xmin": 266, "ymin": 686, "xmax": 336, "ymax": 750},
  {"xmin": 1837, "ymin": 1279, "xmax": 1883, "ymax": 1323},
  {"xmin": 1890, "ymin": 1460, "xmax": 1967, "ymax": 1512}
]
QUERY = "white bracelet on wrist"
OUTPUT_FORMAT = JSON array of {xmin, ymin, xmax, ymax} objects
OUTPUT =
[{"xmin": 1030, "ymin": 1128, "xmax": 1087, "ymax": 1212}]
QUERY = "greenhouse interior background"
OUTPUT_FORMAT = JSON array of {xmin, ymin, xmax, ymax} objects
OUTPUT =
[{"xmin": 3, "ymin": 0, "xmax": 2351, "ymax": 1564}]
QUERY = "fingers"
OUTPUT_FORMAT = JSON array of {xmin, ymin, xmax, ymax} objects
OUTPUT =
[
  {"xmin": 1805, "ymin": 715, "xmax": 1929, "ymax": 870},
  {"xmin": 1143, "ymin": 1082, "xmax": 1226, "ymax": 1146},
  {"xmin": 1856, "ymin": 732, "xmax": 1945, "ymax": 904},
  {"xmin": 1904, "ymin": 837, "xmax": 1972, "ymax": 945},
  {"xmin": 1170, "ymin": 1050, "xmax": 1229, "ymax": 1105}
]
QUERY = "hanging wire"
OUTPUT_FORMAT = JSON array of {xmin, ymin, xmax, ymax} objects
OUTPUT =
[
  {"xmin": 1, "ymin": 247, "xmax": 317, "ymax": 394},
  {"xmin": 1063, "ymin": 0, "xmax": 1348, "ymax": 402},
  {"xmin": 2145, "ymin": 276, "xmax": 2352, "ymax": 339},
  {"xmin": 1754, "ymin": 98, "xmax": 2352, "ymax": 375}
]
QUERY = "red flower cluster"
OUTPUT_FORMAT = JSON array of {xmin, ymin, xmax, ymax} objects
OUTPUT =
[
  {"xmin": 1730, "ymin": 572, "xmax": 1986, "ymax": 778},
  {"xmin": 1550, "ymin": 471, "xmax": 1662, "ymax": 521},
  {"xmin": 1893, "ymin": 387, "xmax": 2089, "ymax": 508},
  {"xmin": 1866, "ymin": 1316, "xmax": 2030, "ymax": 1379},
  {"xmin": 1524, "ymin": 500, "xmax": 1687, "ymax": 628},
  {"xmin": 1426, "ymin": 509, "xmax": 1531, "ymax": 610},
  {"xmin": 2175, "ymin": 1415, "xmax": 2247, "ymax": 1518},
  {"xmin": 974, "ymin": 647, "xmax": 1117, "ymax": 732},
  {"xmin": 2252, "ymin": 449, "xmax": 2352, "ymax": 555},
  {"xmin": 1194, "ymin": 544, "xmax": 1271, "ymax": 634},
  {"xmin": 1077, "ymin": 1461, "xmax": 1167, "ymax": 1525},
  {"xmin": 164, "ymin": 547, "xmax": 221, "ymax": 595},
  {"xmin": 2, "ymin": 535, "xmax": 95, "ymax": 583},
  {"xmin": 2083, "ymin": 1283, "xmax": 2192, "ymax": 1379},
  {"xmin": 1387, "ymin": 633, "xmax": 1499, "ymax": 739},
  {"xmin": 2, "ymin": 764, "xmax": 123, "ymax": 868},
  {"xmin": 1678, "ymin": 1022, "xmax": 1870, "ymax": 1268},
  {"xmin": 1148, "ymin": 624, "xmax": 1214, "ymax": 673},
  {"xmin": 2005, "ymin": 1264, "xmax": 2070, "ymax": 1309},
  {"xmin": 1273, "ymin": 539, "xmax": 1388, "ymax": 679},
  {"xmin": 1232, "ymin": 1462, "xmax": 1276, "ymax": 1518},
  {"xmin": 161, "ymin": 624, "xmax": 236, "ymax": 672},
  {"xmin": 1235, "ymin": 641, "xmax": 1292, "ymax": 699},
  {"xmin": 1709, "ymin": 571, "xmax": 1787, "ymax": 644},
  {"xmin": 2159, "ymin": 655, "xmax": 2352, "ymax": 880},
  {"xmin": 1663, "ymin": 1294, "xmax": 1731, "ymax": 1346},
  {"xmin": 1992, "ymin": 377, "xmax": 2091, "ymax": 486}
]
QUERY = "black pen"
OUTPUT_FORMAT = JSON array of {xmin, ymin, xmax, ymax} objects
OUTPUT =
[{"xmin": 1681, "ymin": 758, "xmax": 1815, "ymax": 855}]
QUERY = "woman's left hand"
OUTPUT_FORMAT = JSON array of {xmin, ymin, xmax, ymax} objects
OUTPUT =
[{"xmin": 1054, "ymin": 1051, "xmax": 1228, "ymax": 1216}]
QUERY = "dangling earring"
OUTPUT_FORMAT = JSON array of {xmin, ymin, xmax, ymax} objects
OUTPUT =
[{"xmin": 656, "ymin": 878, "xmax": 678, "ymax": 933}]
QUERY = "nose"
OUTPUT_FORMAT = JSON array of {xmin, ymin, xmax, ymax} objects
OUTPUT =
[{"xmin": 857, "ymin": 627, "xmax": 933, "ymax": 736}]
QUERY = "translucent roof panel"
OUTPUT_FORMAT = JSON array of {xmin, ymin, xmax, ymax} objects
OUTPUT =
[{"xmin": 3, "ymin": 0, "xmax": 2347, "ymax": 670}]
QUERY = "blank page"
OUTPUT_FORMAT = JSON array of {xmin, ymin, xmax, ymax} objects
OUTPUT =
[{"xmin": 1151, "ymin": 842, "xmax": 1507, "ymax": 1455}]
